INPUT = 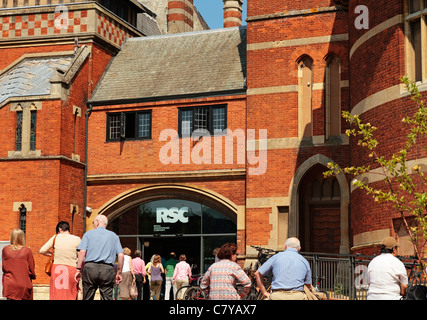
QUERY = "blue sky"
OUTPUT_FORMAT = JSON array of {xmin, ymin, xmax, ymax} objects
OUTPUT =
[{"xmin": 194, "ymin": 0, "xmax": 247, "ymax": 29}]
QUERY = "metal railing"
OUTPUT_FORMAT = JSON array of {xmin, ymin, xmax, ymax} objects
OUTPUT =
[{"xmin": 301, "ymin": 252, "xmax": 425, "ymax": 300}]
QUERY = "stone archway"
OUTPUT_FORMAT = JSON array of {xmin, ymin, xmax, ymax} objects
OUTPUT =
[
  {"xmin": 289, "ymin": 154, "xmax": 350, "ymax": 253},
  {"xmin": 95, "ymin": 184, "xmax": 240, "ymax": 224}
]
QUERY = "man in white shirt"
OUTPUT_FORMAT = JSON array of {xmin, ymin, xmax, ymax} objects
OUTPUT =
[{"xmin": 367, "ymin": 237, "xmax": 408, "ymax": 300}]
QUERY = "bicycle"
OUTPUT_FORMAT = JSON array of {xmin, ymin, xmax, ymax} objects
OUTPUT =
[
  {"xmin": 311, "ymin": 275, "xmax": 329, "ymax": 300},
  {"xmin": 403, "ymin": 258, "xmax": 426, "ymax": 300},
  {"xmin": 175, "ymin": 284, "xmax": 209, "ymax": 300},
  {"xmin": 175, "ymin": 274, "xmax": 209, "ymax": 300},
  {"xmin": 243, "ymin": 246, "xmax": 277, "ymax": 300}
]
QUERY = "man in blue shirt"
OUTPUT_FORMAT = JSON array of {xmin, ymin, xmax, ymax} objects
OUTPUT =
[
  {"xmin": 255, "ymin": 237, "xmax": 312, "ymax": 300},
  {"xmin": 75, "ymin": 214, "xmax": 124, "ymax": 300}
]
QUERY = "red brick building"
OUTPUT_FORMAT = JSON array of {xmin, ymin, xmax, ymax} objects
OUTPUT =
[{"xmin": 0, "ymin": 0, "xmax": 426, "ymax": 297}]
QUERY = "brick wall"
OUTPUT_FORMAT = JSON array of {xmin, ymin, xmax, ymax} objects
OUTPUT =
[{"xmin": 245, "ymin": 2, "xmax": 349, "ymax": 249}]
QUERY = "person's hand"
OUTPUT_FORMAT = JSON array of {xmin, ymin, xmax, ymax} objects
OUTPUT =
[
  {"xmin": 74, "ymin": 270, "xmax": 81, "ymax": 283},
  {"xmin": 116, "ymin": 273, "xmax": 122, "ymax": 284}
]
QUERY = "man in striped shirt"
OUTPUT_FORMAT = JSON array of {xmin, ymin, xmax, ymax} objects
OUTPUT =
[{"xmin": 200, "ymin": 243, "xmax": 251, "ymax": 300}]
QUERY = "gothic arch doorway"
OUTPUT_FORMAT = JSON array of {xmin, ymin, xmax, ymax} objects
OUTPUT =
[
  {"xmin": 289, "ymin": 155, "xmax": 350, "ymax": 253},
  {"xmin": 299, "ymin": 164, "xmax": 341, "ymax": 253}
]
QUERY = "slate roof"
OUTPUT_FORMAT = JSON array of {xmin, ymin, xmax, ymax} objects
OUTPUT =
[
  {"xmin": 89, "ymin": 26, "xmax": 247, "ymax": 105},
  {"xmin": 0, "ymin": 56, "xmax": 73, "ymax": 105}
]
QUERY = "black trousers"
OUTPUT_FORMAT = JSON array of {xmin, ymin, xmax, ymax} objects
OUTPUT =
[
  {"xmin": 82, "ymin": 262, "xmax": 116, "ymax": 300},
  {"xmin": 134, "ymin": 274, "xmax": 144, "ymax": 300}
]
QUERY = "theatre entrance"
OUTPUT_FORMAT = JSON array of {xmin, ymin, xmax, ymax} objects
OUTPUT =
[{"xmin": 108, "ymin": 198, "xmax": 237, "ymax": 275}]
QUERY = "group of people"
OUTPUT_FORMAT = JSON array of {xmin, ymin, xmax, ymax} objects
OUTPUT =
[
  {"xmin": 253, "ymin": 236, "xmax": 410, "ymax": 300},
  {"xmin": 0, "ymin": 215, "xmax": 195, "ymax": 300},
  {"xmin": 127, "ymin": 251, "xmax": 193, "ymax": 301},
  {"xmin": 0, "ymin": 213, "xmax": 412, "ymax": 300}
]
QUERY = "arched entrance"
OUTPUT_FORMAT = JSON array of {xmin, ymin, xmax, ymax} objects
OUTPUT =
[
  {"xmin": 96, "ymin": 185, "xmax": 238, "ymax": 274},
  {"xmin": 299, "ymin": 164, "xmax": 341, "ymax": 253},
  {"xmin": 289, "ymin": 155, "xmax": 350, "ymax": 253}
]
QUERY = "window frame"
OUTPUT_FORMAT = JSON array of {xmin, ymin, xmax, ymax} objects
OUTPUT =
[
  {"xmin": 178, "ymin": 104, "xmax": 228, "ymax": 138},
  {"xmin": 106, "ymin": 110, "xmax": 152, "ymax": 142},
  {"xmin": 405, "ymin": 0, "xmax": 427, "ymax": 83}
]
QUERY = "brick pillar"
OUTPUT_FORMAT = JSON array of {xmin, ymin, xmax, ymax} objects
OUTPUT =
[
  {"xmin": 167, "ymin": 0, "xmax": 194, "ymax": 34},
  {"xmin": 223, "ymin": 0, "xmax": 243, "ymax": 28}
]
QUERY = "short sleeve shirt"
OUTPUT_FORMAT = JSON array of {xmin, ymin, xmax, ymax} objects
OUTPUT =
[
  {"xmin": 367, "ymin": 253, "xmax": 408, "ymax": 300},
  {"xmin": 258, "ymin": 248, "xmax": 312, "ymax": 291},
  {"xmin": 77, "ymin": 226, "xmax": 123, "ymax": 265}
]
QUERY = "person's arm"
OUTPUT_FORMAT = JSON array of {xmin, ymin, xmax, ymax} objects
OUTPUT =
[
  {"xmin": 255, "ymin": 270, "xmax": 270, "ymax": 299},
  {"xmin": 39, "ymin": 235, "xmax": 54, "ymax": 256},
  {"xmin": 129, "ymin": 258, "xmax": 135, "ymax": 280},
  {"xmin": 400, "ymin": 283, "xmax": 408, "ymax": 296},
  {"xmin": 27, "ymin": 248, "xmax": 36, "ymax": 280},
  {"xmin": 74, "ymin": 249, "xmax": 86, "ymax": 283},
  {"xmin": 199, "ymin": 269, "xmax": 210, "ymax": 290},
  {"xmin": 236, "ymin": 268, "xmax": 252, "ymax": 299},
  {"xmin": 116, "ymin": 252, "xmax": 124, "ymax": 284}
]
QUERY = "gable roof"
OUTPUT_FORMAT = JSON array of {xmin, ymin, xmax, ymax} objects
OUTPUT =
[
  {"xmin": 89, "ymin": 26, "xmax": 246, "ymax": 105},
  {"xmin": 0, "ymin": 55, "xmax": 73, "ymax": 106}
]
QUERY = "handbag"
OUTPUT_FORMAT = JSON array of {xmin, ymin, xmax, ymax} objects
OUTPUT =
[
  {"xmin": 130, "ymin": 279, "xmax": 138, "ymax": 299},
  {"xmin": 45, "ymin": 235, "xmax": 57, "ymax": 276},
  {"xmin": 304, "ymin": 285, "xmax": 327, "ymax": 300}
]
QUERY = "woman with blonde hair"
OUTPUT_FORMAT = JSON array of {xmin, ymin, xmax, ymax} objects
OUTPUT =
[
  {"xmin": 118, "ymin": 247, "xmax": 135, "ymax": 300},
  {"xmin": 148, "ymin": 254, "xmax": 164, "ymax": 300},
  {"xmin": 2, "ymin": 229, "xmax": 36, "ymax": 300}
]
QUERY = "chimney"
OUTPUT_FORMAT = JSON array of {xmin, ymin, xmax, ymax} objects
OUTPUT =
[
  {"xmin": 168, "ymin": 0, "xmax": 194, "ymax": 34},
  {"xmin": 223, "ymin": 0, "xmax": 243, "ymax": 28}
]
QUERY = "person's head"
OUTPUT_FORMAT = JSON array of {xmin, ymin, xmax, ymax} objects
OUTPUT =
[
  {"xmin": 135, "ymin": 250, "xmax": 142, "ymax": 258},
  {"xmin": 380, "ymin": 237, "xmax": 399, "ymax": 255},
  {"xmin": 179, "ymin": 254, "xmax": 187, "ymax": 261},
  {"xmin": 284, "ymin": 237, "xmax": 301, "ymax": 251},
  {"xmin": 10, "ymin": 229, "xmax": 25, "ymax": 250},
  {"xmin": 170, "ymin": 252, "xmax": 176, "ymax": 259},
  {"xmin": 56, "ymin": 221, "xmax": 70, "ymax": 233},
  {"xmin": 123, "ymin": 247, "xmax": 131, "ymax": 256},
  {"xmin": 153, "ymin": 254, "xmax": 161, "ymax": 264},
  {"xmin": 217, "ymin": 243, "xmax": 238, "ymax": 261},
  {"xmin": 93, "ymin": 214, "xmax": 108, "ymax": 228}
]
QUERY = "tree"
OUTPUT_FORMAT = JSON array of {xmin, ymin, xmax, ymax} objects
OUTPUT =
[{"xmin": 325, "ymin": 76, "xmax": 427, "ymax": 274}]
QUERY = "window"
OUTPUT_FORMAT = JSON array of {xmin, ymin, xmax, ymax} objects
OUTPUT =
[
  {"xmin": 107, "ymin": 111, "xmax": 152, "ymax": 141},
  {"xmin": 325, "ymin": 55, "xmax": 341, "ymax": 139},
  {"xmin": 178, "ymin": 105, "xmax": 227, "ymax": 137},
  {"xmin": 13, "ymin": 103, "xmax": 38, "ymax": 154},
  {"xmin": 30, "ymin": 110, "xmax": 37, "ymax": 151},
  {"xmin": 298, "ymin": 56, "xmax": 313, "ymax": 138},
  {"xmin": 15, "ymin": 110, "xmax": 23, "ymax": 151},
  {"xmin": 406, "ymin": 0, "xmax": 426, "ymax": 82},
  {"xmin": 19, "ymin": 204, "xmax": 27, "ymax": 234}
]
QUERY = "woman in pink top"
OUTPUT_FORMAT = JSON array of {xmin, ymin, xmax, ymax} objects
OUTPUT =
[
  {"xmin": 172, "ymin": 254, "xmax": 192, "ymax": 299},
  {"xmin": 132, "ymin": 250, "xmax": 146, "ymax": 300}
]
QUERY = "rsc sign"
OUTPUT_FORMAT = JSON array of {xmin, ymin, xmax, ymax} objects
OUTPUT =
[{"xmin": 156, "ymin": 207, "xmax": 189, "ymax": 223}]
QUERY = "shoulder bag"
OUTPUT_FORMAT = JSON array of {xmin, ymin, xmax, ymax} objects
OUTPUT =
[{"xmin": 45, "ymin": 235, "xmax": 57, "ymax": 276}]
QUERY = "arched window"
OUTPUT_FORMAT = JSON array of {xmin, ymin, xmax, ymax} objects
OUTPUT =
[
  {"xmin": 325, "ymin": 55, "xmax": 341, "ymax": 139},
  {"xmin": 298, "ymin": 56, "xmax": 313, "ymax": 138}
]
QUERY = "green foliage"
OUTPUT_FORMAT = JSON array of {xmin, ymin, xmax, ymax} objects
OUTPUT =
[{"xmin": 325, "ymin": 76, "xmax": 427, "ymax": 266}]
